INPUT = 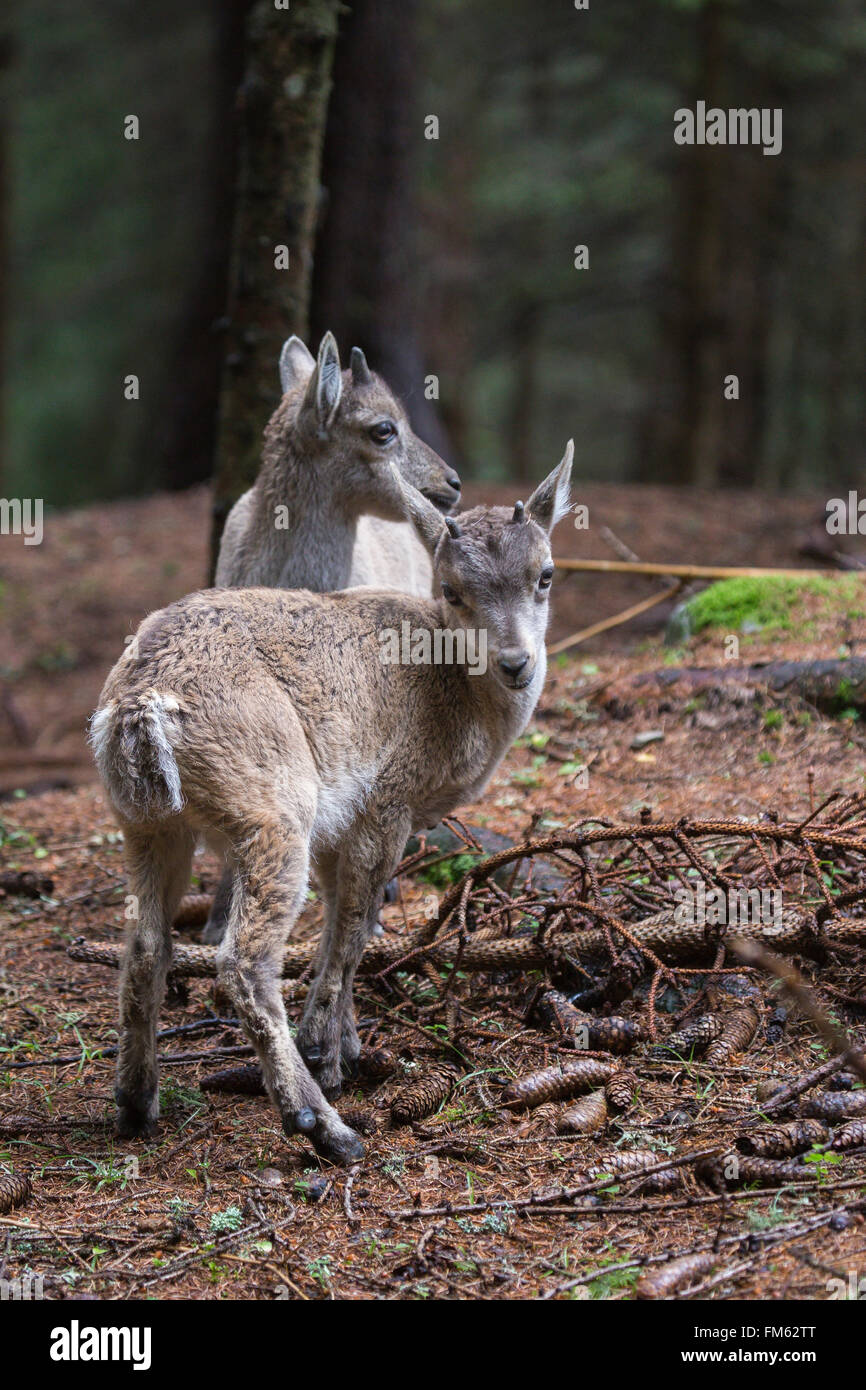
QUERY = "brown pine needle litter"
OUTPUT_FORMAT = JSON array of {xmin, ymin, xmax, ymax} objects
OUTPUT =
[{"xmin": 3, "ymin": 791, "xmax": 866, "ymax": 1299}]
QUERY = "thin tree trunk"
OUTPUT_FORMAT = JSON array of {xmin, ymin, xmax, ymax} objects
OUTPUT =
[
  {"xmin": 152, "ymin": 2, "xmax": 248, "ymax": 494},
  {"xmin": 0, "ymin": 28, "xmax": 14, "ymax": 489},
  {"xmin": 210, "ymin": 0, "xmax": 341, "ymax": 574},
  {"xmin": 310, "ymin": 0, "xmax": 451, "ymax": 460}
]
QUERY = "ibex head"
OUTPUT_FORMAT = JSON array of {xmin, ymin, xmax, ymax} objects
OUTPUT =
[
  {"xmin": 275, "ymin": 332, "xmax": 461, "ymax": 518},
  {"xmin": 390, "ymin": 440, "xmax": 574, "ymax": 692}
]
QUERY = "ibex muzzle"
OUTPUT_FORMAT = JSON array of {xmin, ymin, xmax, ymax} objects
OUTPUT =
[{"xmin": 91, "ymin": 444, "xmax": 573, "ymax": 1165}]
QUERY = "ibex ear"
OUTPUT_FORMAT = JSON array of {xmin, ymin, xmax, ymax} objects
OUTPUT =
[
  {"xmin": 278, "ymin": 336, "xmax": 315, "ymax": 394},
  {"xmin": 525, "ymin": 439, "xmax": 574, "ymax": 535},
  {"xmin": 388, "ymin": 464, "xmax": 447, "ymax": 555},
  {"xmin": 306, "ymin": 332, "xmax": 343, "ymax": 430}
]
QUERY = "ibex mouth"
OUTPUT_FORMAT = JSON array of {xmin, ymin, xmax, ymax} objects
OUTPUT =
[{"xmin": 421, "ymin": 486, "xmax": 460, "ymax": 515}]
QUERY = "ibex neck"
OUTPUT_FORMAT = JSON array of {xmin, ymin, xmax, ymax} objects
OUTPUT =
[{"xmin": 254, "ymin": 446, "xmax": 359, "ymax": 591}]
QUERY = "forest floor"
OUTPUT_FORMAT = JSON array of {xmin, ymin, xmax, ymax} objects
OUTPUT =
[{"xmin": 2, "ymin": 483, "xmax": 866, "ymax": 1301}]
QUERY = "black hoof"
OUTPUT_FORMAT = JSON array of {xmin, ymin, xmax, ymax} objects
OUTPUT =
[
  {"xmin": 310, "ymin": 1126, "xmax": 365, "ymax": 1166},
  {"xmin": 294, "ymin": 1107, "xmax": 316, "ymax": 1132},
  {"xmin": 114, "ymin": 1085, "xmax": 157, "ymax": 1139},
  {"xmin": 383, "ymin": 877, "xmax": 399, "ymax": 904},
  {"xmin": 115, "ymin": 1104, "xmax": 156, "ymax": 1140},
  {"xmin": 299, "ymin": 1042, "xmax": 322, "ymax": 1066}
]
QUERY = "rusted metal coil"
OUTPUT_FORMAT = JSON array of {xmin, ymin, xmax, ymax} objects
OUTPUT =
[
  {"xmin": 703, "ymin": 1005, "xmax": 760, "ymax": 1067},
  {"xmin": 502, "ymin": 1059, "xmax": 618, "ymax": 1110},
  {"xmin": 735, "ymin": 1119, "xmax": 828, "ymax": 1158},
  {"xmin": 557, "ymin": 1090, "xmax": 608, "ymax": 1135},
  {"xmin": 391, "ymin": 1065, "xmax": 458, "ymax": 1126},
  {"xmin": 636, "ymin": 1251, "xmax": 716, "ymax": 1300},
  {"xmin": 0, "ymin": 1172, "xmax": 33, "ymax": 1216}
]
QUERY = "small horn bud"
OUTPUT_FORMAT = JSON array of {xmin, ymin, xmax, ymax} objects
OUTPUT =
[
  {"xmin": 350, "ymin": 346, "xmax": 372, "ymax": 385},
  {"xmin": 511, "ymin": 500, "xmax": 525, "ymax": 523},
  {"xmin": 445, "ymin": 517, "xmax": 462, "ymax": 539}
]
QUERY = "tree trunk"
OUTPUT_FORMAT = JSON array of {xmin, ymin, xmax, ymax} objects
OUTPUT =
[
  {"xmin": 0, "ymin": 28, "xmax": 14, "ymax": 488},
  {"xmin": 637, "ymin": 1, "xmax": 726, "ymax": 488},
  {"xmin": 209, "ymin": 0, "xmax": 341, "ymax": 574},
  {"xmin": 309, "ymin": 0, "xmax": 451, "ymax": 461},
  {"xmin": 152, "ymin": 2, "xmax": 248, "ymax": 494}
]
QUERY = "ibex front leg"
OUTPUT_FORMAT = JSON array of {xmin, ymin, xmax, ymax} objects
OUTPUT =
[
  {"xmin": 217, "ymin": 821, "xmax": 363, "ymax": 1164},
  {"xmin": 299, "ymin": 813, "xmax": 410, "ymax": 1096}
]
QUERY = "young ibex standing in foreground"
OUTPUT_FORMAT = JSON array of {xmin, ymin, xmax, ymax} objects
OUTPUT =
[
  {"xmin": 206, "ymin": 331, "xmax": 461, "ymax": 944},
  {"xmin": 91, "ymin": 443, "xmax": 572, "ymax": 1164}
]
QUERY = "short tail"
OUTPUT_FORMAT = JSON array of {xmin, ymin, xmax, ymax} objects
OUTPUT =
[{"xmin": 89, "ymin": 690, "xmax": 185, "ymax": 821}]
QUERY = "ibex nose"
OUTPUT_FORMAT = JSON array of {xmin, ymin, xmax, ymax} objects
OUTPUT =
[
  {"xmin": 446, "ymin": 473, "xmax": 461, "ymax": 493},
  {"xmin": 498, "ymin": 648, "xmax": 531, "ymax": 680}
]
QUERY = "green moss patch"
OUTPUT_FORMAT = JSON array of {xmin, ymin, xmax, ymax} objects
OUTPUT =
[{"xmin": 683, "ymin": 575, "xmax": 864, "ymax": 638}]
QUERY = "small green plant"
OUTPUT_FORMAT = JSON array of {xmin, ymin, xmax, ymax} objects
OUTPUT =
[
  {"xmin": 417, "ymin": 852, "xmax": 480, "ymax": 890},
  {"xmin": 209, "ymin": 1205, "xmax": 244, "ymax": 1233},
  {"xmin": 763, "ymin": 709, "xmax": 784, "ymax": 732},
  {"xmin": 306, "ymin": 1256, "xmax": 332, "ymax": 1288}
]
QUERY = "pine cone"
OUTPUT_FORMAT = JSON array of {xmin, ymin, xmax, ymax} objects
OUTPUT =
[
  {"xmin": 200, "ymin": 1065, "xmax": 266, "ymax": 1095},
  {"xmin": 703, "ymin": 1005, "xmax": 760, "ymax": 1066},
  {"xmin": 589, "ymin": 1016, "xmax": 641, "ymax": 1054},
  {"xmin": 697, "ymin": 1150, "xmax": 804, "ymax": 1189},
  {"xmin": 0, "ymin": 1172, "xmax": 32, "ymax": 1216},
  {"xmin": 533, "ymin": 992, "xmax": 639, "ymax": 1054},
  {"xmin": 358, "ymin": 1047, "xmax": 397, "ymax": 1081},
  {"xmin": 755, "ymin": 1077, "xmax": 785, "ymax": 1105},
  {"xmin": 581, "ymin": 1149, "xmax": 682, "ymax": 1192},
  {"xmin": 557, "ymin": 1090, "xmax": 608, "ymax": 1135},
  {"xmin": 799, "ymin": 1090, "xmax": 866, "ymax": 1122},
  {"xmin": 501, "ymin": 1058, "xmax": 617, "ymax": 1110},
  {"xmin": 735, "ymin": 1119, "xmax": 828, "ymax": 1158},
  {"xmin": 830, "ymin": 1120, "xmax": 866, "ymax": 1152},
  {"xmin": 637, "ymin": 1251, "xmax": 716, "ymax": 1300},
  {"xmin": 391, "ymin": 1064, "xmax": 458, "ymax": 1125},
  {"xmin": 605, "ymin": 1069, "xmax": 638, "ymax": 1111},
  {"xmin": 653, "ymin": 1013, "xmax": 724, "ymax": 1058},
  {"xmin": 172, "ymin": 893, "xmax": 213, "ymax": 929}
]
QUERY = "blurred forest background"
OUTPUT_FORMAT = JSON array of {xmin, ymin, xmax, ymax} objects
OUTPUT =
[{"xmin": 5, "ymin": 0, "xmax": 866, "ymax": 516}]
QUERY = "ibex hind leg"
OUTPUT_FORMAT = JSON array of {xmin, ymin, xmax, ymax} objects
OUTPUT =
[
  {"xmin": 217, "ymin": 821, "xmax": 363, "ymax": 1165},
  {"xmin": 200, "ymin": 861, "xmax": 234, "ymax": 945},
  {"xmin": 116, "ymin": 825, "xmax": 195, "ymax": 1138}
]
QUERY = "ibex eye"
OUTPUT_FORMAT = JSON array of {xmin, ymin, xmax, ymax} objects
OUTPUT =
[
  {"xmin": 442, "ymin": 584, "xmax": 463, "ymax": 606},
  {"xmin": 369, "ymin": 420, "xmax": 397, "ymax": 445},
  {"xmin": 538, "ymin": 568, "xmax": 554, "ymax": 591}
]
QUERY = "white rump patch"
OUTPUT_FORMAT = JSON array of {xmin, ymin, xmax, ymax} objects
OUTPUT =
[{"xmin": 141, "ymin": 690, "xmax": 184, "ymax": 813}]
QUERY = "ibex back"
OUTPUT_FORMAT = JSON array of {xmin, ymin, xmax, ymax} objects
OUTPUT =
[{"xmin": 91, "ymin": 445, "xmax": 572, "ymax": 1165}]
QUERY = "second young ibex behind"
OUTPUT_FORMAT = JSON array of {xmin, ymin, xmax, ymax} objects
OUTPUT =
[{"xmin": 90, "ymin": 443, "xmax": 573, "ymax": 1165}]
